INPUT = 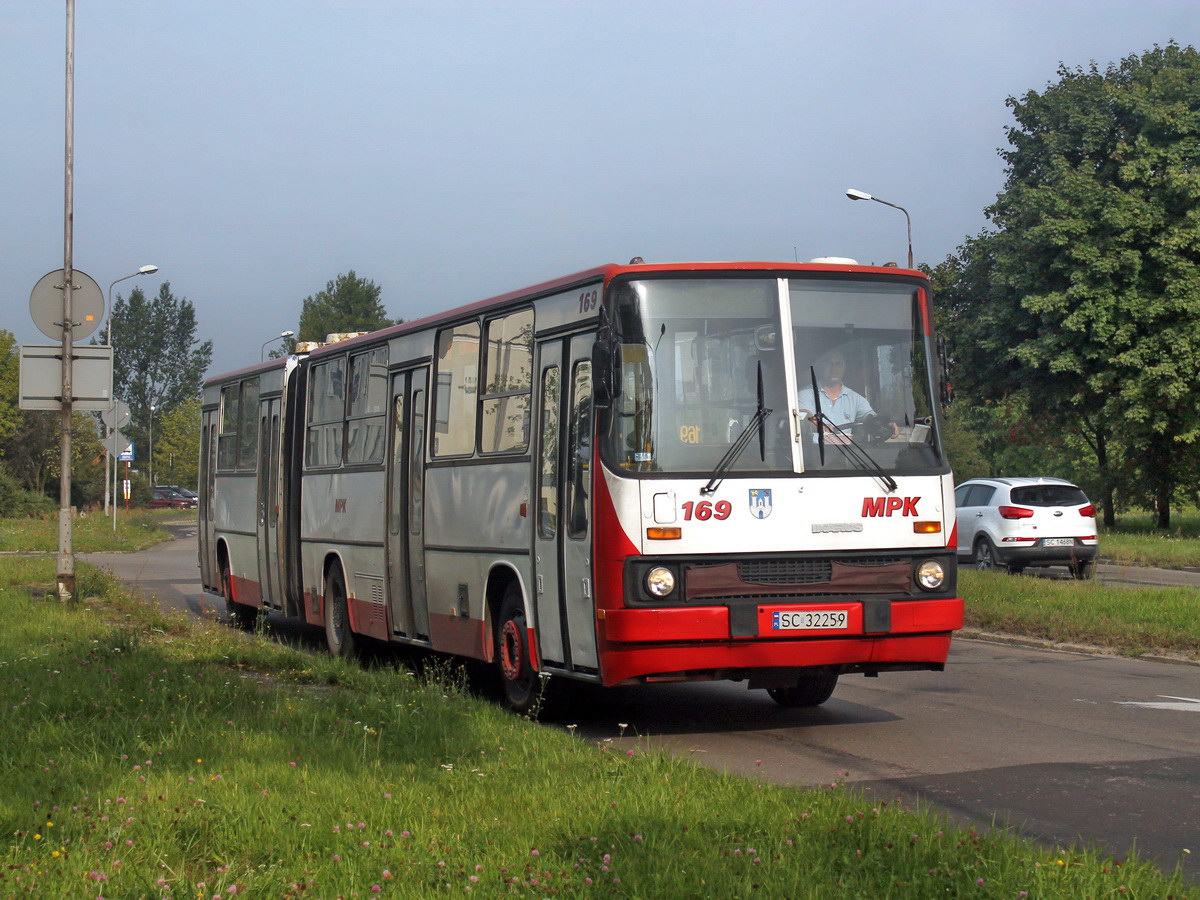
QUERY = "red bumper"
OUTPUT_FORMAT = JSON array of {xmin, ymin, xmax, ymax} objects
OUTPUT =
[{"xmin": 597, "ymin": 597, "xmax": 963, "ymax": 686}]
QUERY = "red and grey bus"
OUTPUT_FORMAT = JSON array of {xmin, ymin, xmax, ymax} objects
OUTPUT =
[{"xmin": 199, "ymin": 260, "xmax": 962, "ymax": 711}]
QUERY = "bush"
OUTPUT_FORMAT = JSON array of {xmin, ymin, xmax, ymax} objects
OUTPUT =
[{"xmin": 0, "ymin": 466, "xmax": 55, "ymax": 517}]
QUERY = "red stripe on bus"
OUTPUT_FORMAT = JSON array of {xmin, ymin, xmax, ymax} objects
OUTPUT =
[
  {"xmin": 231, "ymin": 576, "xmax": 262, "ymax": 607},
  {"xmin": 348, "ymin": 595, "xmax": 389, "ymax": 641},
  {"xmin": 427, "ymin": 613, "xmax": 489, "ymax": 661}
]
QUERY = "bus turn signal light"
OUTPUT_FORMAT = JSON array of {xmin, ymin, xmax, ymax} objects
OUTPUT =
[
  {"xmin": 646, "ymin": 527, "xmax": 682, "ymax": 540},
  {"xmin": 913, "ymin": 521, "xmax": 942, "ymax": 534}
]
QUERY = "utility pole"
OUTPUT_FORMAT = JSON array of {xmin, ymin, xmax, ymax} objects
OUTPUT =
[{"xmin": 58, "ymin": 0, "xmax": 76, "ymax": 600}]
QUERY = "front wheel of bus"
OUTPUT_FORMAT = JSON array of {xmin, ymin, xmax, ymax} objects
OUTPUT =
[
  {"xmin": 323, "ymin": 567, "xmax": 360, "ymax": 659},
  {"xmin": 221, "ymin": 558, "xmax": 256, "ymax": 631},
  {"xmin": 766, "ymin": 668, "xmax": 839, "ymax": 707},
  {"xmin": 496, "ymin": 585, "xmax": 538, "ymax": 715}
]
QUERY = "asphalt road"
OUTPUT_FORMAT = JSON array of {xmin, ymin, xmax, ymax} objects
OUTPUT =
[{"xmin": 85, "ymin": 523, "xmax": 1200, "ymax": 880}]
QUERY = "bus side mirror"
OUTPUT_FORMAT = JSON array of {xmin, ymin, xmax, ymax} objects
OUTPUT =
[
  {"xmin": 937, "ymin": 336, "xmax": 952, "ymax": 406},
  {"xmin": 592, "ymin": 340, "xmax": 613, "ymax": 409}
]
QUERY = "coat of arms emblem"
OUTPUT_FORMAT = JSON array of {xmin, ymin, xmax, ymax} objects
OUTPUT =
[{"xmin": 749, "ymin": 489, "xmax": 772, "ymax": 519}]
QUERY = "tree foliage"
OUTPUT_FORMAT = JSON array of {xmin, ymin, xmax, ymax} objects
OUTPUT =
[
  {"xmin": 0, "ymin": 330, "xmax": 21, "ymax": 446},
  {"xmin": 153, "ymin": 396, "xmax": 201, "ymax": 489},
  {"xmin": 936, "ymin": 43, "xmax": 1200, "ymax": 527},
  {"xmin": 298, "ymin": 271, "xmax": 394, "ymax": 343},
  {"xmin": 110, "ymin": 282, "xmax": 213, "ymax": 447}
]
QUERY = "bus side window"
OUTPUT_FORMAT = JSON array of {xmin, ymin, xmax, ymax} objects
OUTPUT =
[
  {"xmin": 538, "ymin": 366, "xmax": 559, "ymax": 539},
  {"xmin": 566, "ymin": 361, "xmax": 592, "ymax": 540}
]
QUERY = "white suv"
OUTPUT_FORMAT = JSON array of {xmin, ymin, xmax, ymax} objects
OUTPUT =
[{"xmin": 954, "ymin": 477, "xmax": 1099, "ymax": 578}]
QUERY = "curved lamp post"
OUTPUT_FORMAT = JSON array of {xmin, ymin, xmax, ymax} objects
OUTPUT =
[
  {"xmin": 846, "ymin": 189, "xmax": 913, "ymax": 269},
  {"xmin": 103, "ymin": 265, "xmax": 158, "ymax": 514},
  {"xmin": 261, "ymin": 329, "xmax": 295, "ymax": 361}
]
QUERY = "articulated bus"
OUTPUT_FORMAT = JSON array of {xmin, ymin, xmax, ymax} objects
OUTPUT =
[{"xmin": 199, "ymin": 260, "xmax": 963, "ymax": 711}]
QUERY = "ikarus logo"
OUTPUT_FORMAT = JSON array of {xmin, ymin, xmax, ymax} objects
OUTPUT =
[{"xmin": 749, "ymin": 489, "xmax": 772, "ymax": 519}]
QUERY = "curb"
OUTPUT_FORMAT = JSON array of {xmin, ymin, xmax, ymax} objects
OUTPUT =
[{"xmin": 958, "ymin": 628, "xmax": 1200, "ymax": 667}]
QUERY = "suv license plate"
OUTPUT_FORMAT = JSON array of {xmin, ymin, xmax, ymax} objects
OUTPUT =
[
  {"xmin": 1042, "ymin": 538, "xmax": 1074, "ymax": 547},
  {"xmin": 772, "ymin": 610, "xmax": 849, "ymax": 631}
]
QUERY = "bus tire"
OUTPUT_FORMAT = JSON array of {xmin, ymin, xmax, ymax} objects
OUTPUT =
[
  {"xmin": 323, "ymin": 566, "xmax": 360, "ymax": 659},
  {"xmin": 766, "ymin": 668, "xmax": 839, "ymax": 707},
  {"xmin": 496, "ymin": 583, "xmax": 538, "ymax": 714},
  {"xmin": 221, "ymin": 557, "xmax": 257, "ymax": 631}
]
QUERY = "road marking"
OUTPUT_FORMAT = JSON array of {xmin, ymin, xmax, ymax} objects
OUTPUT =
[{"xmin": 1115, "ymin": 695, "xmax": 1200, "ymax": 712}]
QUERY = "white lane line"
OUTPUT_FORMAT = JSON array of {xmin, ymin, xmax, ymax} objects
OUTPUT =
[{"xmin": 1114, "ymin": 695, "xmax": 1200, "ymax": 712}]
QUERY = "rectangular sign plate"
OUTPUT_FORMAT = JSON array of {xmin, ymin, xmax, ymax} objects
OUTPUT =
[{"xmin": 19, "ymin": 344, "xmax": 114, "ymax": 411}]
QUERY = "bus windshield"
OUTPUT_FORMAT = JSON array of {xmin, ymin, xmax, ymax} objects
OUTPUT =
[{"xmin": 602, "ymin": 276, "xmax": 943, "ymax": 477}]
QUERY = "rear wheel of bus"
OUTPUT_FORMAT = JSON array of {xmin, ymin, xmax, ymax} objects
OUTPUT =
[
  {"xmin": 496, "ymin": 583, "xmax": 538, "ymax": 714},
  {"xmin": 323, "ymin": 566, "xmax": 360, "ymax": 659},
  {"xmin": 766, "ymin": 667, "xmax": 839, "ymax": 707}
]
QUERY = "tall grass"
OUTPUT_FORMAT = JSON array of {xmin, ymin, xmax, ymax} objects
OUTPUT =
[
  {"xmin": 961, "ymin": 569, "xmax": 1200, "ymax": 656},
  {"xmin": 0, "ymin": 559, "xmax": 1188, "ymax": 898},
  {"xmin": 0, "ymin": 511, "xmax": 172, "ymax": 553}
]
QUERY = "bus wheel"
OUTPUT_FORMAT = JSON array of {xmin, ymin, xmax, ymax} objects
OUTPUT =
[
  {"xmin": 323, "ymin": 567, "xmax": 360, "ymax": 659},
  {"xmin": 496, "ymin": 585, "xmax": 538, "ymax": 714},
  {"xmin": 766, "ymin": 668, "xmax": 839, "ymax": 707},
  {"xmin": 221, "ymin": 558, "xmax": 256, "ymax": 630}
]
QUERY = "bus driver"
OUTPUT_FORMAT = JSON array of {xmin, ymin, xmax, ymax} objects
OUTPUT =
[{"xmin": 797, "ymin": 349, "xmax": 899, "ymax": 440}]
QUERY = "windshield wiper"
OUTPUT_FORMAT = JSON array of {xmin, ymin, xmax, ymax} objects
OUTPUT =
[
  {"xmin": 701, "ymin": 362, "xmax": 772, "ymax": 495},
  {"xmin": 808, "ymin": 366, "xmax": 897, "ymax": 493}
]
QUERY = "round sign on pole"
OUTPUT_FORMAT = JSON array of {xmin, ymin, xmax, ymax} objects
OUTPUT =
[
  {"xmin": 29, "ymin": 268, "xmax": 104, "ymax": 342},
  {"xmin": 101, "ymin": 399, "xmax": 131, "ymax": 430}
]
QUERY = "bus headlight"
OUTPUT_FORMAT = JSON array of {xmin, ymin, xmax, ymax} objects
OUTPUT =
[
  {"xmin": 645, "ymin": 566, "xmax": 676, "ymax": 598},
  {"xmin": 915, "ymin": 560, "xmax": 946, "ymax": 591}
]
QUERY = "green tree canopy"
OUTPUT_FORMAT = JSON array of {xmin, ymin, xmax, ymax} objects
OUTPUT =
[
  {"xmin": 110, "ymin": 281, "xmax": 213, "ymax": 445},
  {"xmin": 936, "ymin": 43, "xmax": 1200, "ymax": 527},
  {"xmin": 153, "ymin": 396, "xmax": 201, "ymax": 489},
  {"xmin": 298, "ymin": 271, "xmax": 394, "ymax": 343},
  {"xmin": 0, "ymin": 330, "xmax": 21, "ymax": 446}
]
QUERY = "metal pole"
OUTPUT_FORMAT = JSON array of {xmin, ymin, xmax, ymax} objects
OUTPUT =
[{"xmin": 58, "ymin": 0, "xmax": 76, "ymax": 601}]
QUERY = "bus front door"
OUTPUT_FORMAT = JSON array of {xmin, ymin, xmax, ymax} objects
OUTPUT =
[
  {"xmin": 532, "ymin": 336, "xmax": 598, "ymax": 673},
  {"xmin": 386, "ymin": 368, "xmax": 430, "ymax": 640},
  {"xmin": 255, "ymin": 397, "xmax": 281, "ymax": 608},
  {"xmin": 199, "ymin": 410, "xmax": 217, "ymax": 587}
]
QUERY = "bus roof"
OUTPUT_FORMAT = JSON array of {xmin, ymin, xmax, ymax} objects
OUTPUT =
[{"xmin": 205, "ymin": 260, "xmax": 927, "ymax": 384}]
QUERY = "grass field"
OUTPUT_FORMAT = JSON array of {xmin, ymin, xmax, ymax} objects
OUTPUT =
[
  {"xmin": 960, "ymin": 569, "xmax": 1200, "ymax": 658},
  {"xmin": 1099, "ymin": 529, "xmax": 1200, "ymax": 568},
  {"xmin": 0, "ymin": 558, "xmax": 1188, "ymax": 899},
  {"xmin": 0, "ymin": 511, "xmax": 175, "ymax": 553}
]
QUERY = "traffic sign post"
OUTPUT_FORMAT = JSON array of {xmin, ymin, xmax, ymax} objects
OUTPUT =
[{"xmin": 101, "ymin": 401, "xmax": 131, "ymax": 520}]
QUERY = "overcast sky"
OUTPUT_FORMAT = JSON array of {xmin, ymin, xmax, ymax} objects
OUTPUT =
[{"xmin": 3, "ymin": 1, "xmax": 1197, "ymax": 376}]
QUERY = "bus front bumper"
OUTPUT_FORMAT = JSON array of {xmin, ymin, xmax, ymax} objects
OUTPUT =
[{"xmin": 597, "ymin": 596, "xmax": 963, "ymax": 686}]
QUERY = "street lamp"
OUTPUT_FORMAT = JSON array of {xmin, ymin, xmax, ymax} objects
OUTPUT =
[
  {"xmin": 103, "ymin": 265, "xmax": 158, "ymax": 514},
  {"xmin": 845, "ymin": 189, "xmax": 913, "ymax": 269},
  {"xmin": 261, "ymin": 329, "xmax": 296, "ymax": 361},
  {"xmin": 106, "ymin": 265, "xmax": 159, "ymax": 345}
]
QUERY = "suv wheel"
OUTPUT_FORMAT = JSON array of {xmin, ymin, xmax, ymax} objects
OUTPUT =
[
  {"xmin": 973, "ymin": 537, "xmax": 999, "ymax": 571},
  {"xmin": 1070, "ymin": 559, "xmax": 1094, "ymax": 580}
]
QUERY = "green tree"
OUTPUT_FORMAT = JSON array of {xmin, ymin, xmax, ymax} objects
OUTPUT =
[
  {"xmin": 0, "ymin": 330, "xmax": 21, "ymax": 446},
  {"xmin": 935, "ymin": 43, "xmax": 1200, "ymax": 528},
  {"xmin": 297, "ymin": 271, "xmax": 394, "ymax": 343},
  {"xmin": 153, "ymin": 396, "xmax": 201, "ymax": 489},
  {"xmin": 110, "ymin": 282, "xmax": 213, "ymax": 449}
]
